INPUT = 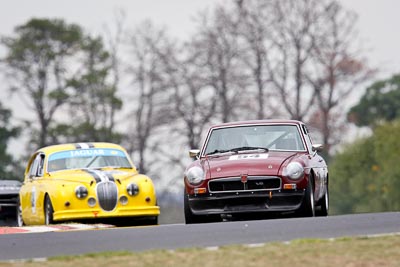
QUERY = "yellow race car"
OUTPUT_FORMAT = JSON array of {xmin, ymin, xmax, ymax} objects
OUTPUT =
[{"xmin": 18, "ymin": 142, "xmax": 160, "ymax": 226}]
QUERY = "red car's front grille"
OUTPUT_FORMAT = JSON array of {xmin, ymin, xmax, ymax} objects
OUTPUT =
[{"xmin": 208, "ymin": 176, "xmax": 281, "ymax": 193}]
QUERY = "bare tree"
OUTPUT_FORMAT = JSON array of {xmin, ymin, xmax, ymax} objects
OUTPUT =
[
  {"xmin": 104, "ymin": 9, "xmax": 127, "ymax": 132},
  {"xmin": 307, "ymin": 1, "xmax": 373, "ymax": 152},
  {"xmin": 214, "ymin": 0, "xmax": 372, "ymax": 154},
  {"xmin": 125, "ymin": 21, "xmax": 174, "ymax": 174},
  {"xmin": 53, "ymin": 35, "xmax": 123, "ymax": 143},
  {"xmin": 192, "ymin": 6, "xmax": 248, "ymax": 123},
  {"xmin": 266, "ymin": 0, "xmax": 323, "ymax": 121},
  {"xmin": 156, "ymin": 40, "xmax": 218, "ymax": 150},
  {"xmin": 235, "ymin": 0, "xmax": 280, "ymax": 119}
]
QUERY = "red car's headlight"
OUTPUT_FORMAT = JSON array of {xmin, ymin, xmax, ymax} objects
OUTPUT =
[
  {"xmin": 283, "ymin": 162, "xmax": 304, "ymax": 180},
  {"xmin": 185, "ymin": 166, "xmax": 205, "ymax": 185}
]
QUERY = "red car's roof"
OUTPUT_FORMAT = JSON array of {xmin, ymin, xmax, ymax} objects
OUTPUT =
[{"xmin": 209, "ymin": 119, "xmax": 304, "ymax": 129}]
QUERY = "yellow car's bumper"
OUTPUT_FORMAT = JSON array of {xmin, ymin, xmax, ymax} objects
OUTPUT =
[{"xmin": 53, "ymin": 206, "xmax": 160, "ymax": 221}]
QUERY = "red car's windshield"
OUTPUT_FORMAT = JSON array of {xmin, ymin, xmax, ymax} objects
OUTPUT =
[{"xmin": 204, "ymin": 125, "xmax": 306, "ymax": 155}]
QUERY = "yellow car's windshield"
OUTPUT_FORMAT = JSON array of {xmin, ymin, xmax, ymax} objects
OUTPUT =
[{"xmin": 47, "ymin": 148, "xmax": 132, "ymax": 172}]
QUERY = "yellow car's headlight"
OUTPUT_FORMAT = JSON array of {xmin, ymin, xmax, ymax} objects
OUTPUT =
[
  {"xmin": 127, "ymin": 183, "xmax": 139, "ymax": 196},
  {"xmin": 75, "ymin": 185, "xmax": 88, "ymax": 199}
]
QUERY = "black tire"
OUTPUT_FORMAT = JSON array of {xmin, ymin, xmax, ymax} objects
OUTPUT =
[
  {"xmin": 44, "ymin": 195, "xmax": 54, "ymax": 225},
  {"xmin": 147, "ymin": 216, "xmax": 158, "ymax": 225},
  {"xmin": 316, "ymin": 186, "xmax": 329, "ymax": 217},
  {"xmin": 148, "ymin": 201, "xmax": 159, "ymax": 225},
  {"xmin": 184, "ymin": 191, "xmax": 201, "ymax": 224},
  {"xmin": 184, "ymin": 192, "xmax": 220, "ymax": 224},
  {"xmin": 17, "ymin": 197, "xmax": 25, "ymax": 227},
  {"xmin": 298, "ymin": 176, "xmax": 315, "ymax": 217}
]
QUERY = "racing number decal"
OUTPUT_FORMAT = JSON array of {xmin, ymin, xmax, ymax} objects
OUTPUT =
[
  {"xmin": 31, "ymin": 186, "xmax": 37, "ymax": 214},
  {"xmin": 229, "ymin": 154, "xmax": 269, "ymax": 160}
]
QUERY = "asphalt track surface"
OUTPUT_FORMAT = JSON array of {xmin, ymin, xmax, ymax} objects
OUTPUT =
[{"xmin": 1, "ymin": 212, "xmax": 399, "ymax": 261}]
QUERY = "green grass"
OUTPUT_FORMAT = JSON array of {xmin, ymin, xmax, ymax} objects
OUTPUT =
[{"xmin": 1, "ymin": 235, "xmax": 399, "ymax": 267}]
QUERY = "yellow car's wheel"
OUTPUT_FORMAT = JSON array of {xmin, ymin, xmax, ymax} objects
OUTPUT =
[
  {"xmin": 45, "ymin": 195, "xmax": 54, "ymax": 225},
  {"xmin": 17, "ymin": 198, "xmax": 25, "ymax": 227}
]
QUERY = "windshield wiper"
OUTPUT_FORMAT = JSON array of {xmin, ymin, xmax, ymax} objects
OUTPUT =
[
  {"xmin": 206, "ymin": 147, "xmax": 268, "ymax": 156},
  {"xmin": 206, "ymin": 149, "xmax": 232, "ymax": 156},
  {"xmin": 230, "ymin": 146, "xmax": 269, "ymax": 153},
  {"xmin": 85, "ymin": 156, "xmax": 98, "ymax": 168},
  {"xmin": 102, "ymin": 166, "xmax": 131, "ymax": 169}
]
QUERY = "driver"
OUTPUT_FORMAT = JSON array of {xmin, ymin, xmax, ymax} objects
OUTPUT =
[{"xmin": 48, "ymin": 159, "xmax": 66, "ymax": 172}]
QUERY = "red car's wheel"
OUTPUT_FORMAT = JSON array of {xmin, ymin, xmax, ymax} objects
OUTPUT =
[
  {"xmin": 184, "ymin": 192, "xmax": 202, "ymax": 224},
  {"xmin": 184, "ymin": 191, "xmax": 220, "ymax": 224},
  {"xmin": 298, "ymin": 176, "xmax": 315, "ymax": 217},
  {"xmin": 316, "ymin": 184, "xmax": 329, "ymax": 217}
]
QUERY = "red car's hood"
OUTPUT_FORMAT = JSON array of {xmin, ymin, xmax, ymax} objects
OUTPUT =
[{"xmin": 205, "ymin": 151, "xmax": 298, "ymax": 178}]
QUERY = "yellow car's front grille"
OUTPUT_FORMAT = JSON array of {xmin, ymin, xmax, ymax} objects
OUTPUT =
[{"xmin": 97, "ymin": 181, "xmax": 118, "ymax": 211}]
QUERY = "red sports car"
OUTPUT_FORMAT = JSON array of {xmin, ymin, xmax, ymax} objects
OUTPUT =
[{"xmin": 184, "ymin": 120, "xmax": 328, "ymax": 223}]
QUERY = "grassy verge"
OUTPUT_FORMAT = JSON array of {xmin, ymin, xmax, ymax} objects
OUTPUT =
[{"xmin": 1, "ymin": 235, "xmax": 399, "ymax": 267}]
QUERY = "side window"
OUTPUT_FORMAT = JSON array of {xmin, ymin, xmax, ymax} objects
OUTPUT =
[
  {"xmin": 29, "ymin": 154, "xmax": 45, "ymax": 178},
  {"xmin": 301, "ymin": 125, "xmax": 313, "ymax": 152},
  {"xmin": 29, "ymin": 158, "xmax": 39, "ymax": 177},
  {"xmin": 38, "ymin": 154, "xmax": 45, "ymax": 176}
]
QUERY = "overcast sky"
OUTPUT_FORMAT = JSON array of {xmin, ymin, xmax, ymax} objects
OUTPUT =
[
  {"xmin": 1, "ymin": 0, "xmax": 399, "ymax": 116},
  {"xmin": 341, "ymin": 0, "xmax": 400, "ymax": 75},
  {"xmin": 1, "ymin": 0, "xmax": 399, "ymax": 75}
]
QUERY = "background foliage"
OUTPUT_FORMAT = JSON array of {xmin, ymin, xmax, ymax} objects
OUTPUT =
[
  {"xmin": 330, "ymin": 120, "xmax": 400, "ymax": 214},
  {"xmin": 348, "ymin": 74, "xmax": 400, "ymax": 127},
  {"xmin": 0, "ymin": 103, "xmax": 20, "ymax": 180}
]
